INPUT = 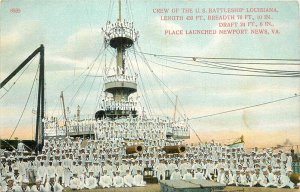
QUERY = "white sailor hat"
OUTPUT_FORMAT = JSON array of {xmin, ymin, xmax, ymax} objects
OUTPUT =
[{"xmin": 23, "ymin": 178, "xmax": 29, "ymax": 183}]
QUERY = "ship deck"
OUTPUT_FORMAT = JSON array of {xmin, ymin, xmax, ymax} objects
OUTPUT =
[{"xmin": 64, "ymin": 184, "xmax": 299, "ymax": 192}]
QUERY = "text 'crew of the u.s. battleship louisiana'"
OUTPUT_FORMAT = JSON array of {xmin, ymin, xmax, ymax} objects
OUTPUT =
[{"xmin": 1, "ymin": 0, "xmax": 300, "ymax": 191}]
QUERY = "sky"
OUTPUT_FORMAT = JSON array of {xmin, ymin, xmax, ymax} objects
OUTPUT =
[{"xmin": 0, "ymin": 0, "xmax": 299, "ymax": 149}]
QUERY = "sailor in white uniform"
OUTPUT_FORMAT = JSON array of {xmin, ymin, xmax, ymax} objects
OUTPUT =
[
  {"xmin": 69, "ymin": 173, "xmax": 81, "ymax": 190},
  {"xmin": 220, "ymin": 169, "xmax": 233, "ymax": 185},
  {"xmin": 259, "ymin": 169, "xmax": 274, "ymax": 187},
  {"xmin": 267, "ymin": 168, "xmax": 277, "ymax": 187},
  {"xmin": 113, "ymin": 171, "xmax": 124, "ymax": 188},
  {"xmin": 234, "ymin": 170, "xmax": 242, "ymax": 186},
  {"xmin": 99, "ymin": 170, "xmax": 112, "ymax": 188},
  {"xmin": 103, "ymin": 161, "xmax": 114, "ymax": 177},
  {"xmin": 55, "ymin": 161, "xmax": 64, "ymax": 184},
  {"xmin": 204, "ymin": 159, "xmax": 214, "ymax": 180},
  {"xmin": 244, "ymin": 170, "xmax": 253, "ymax": 187},
  {"xmin": 30, "ymin": 178, "xmax": 42, "ymax": 192},
  {"xmin": 216, "ymin": 167, "xmax": 224, "ymax": 183},
  {"xmin": 250, "ymin": 168, "xmax": 261, "ymax": 187},
  {"xmin": 119, "ymin": 160, "xmax": 129, "ymax": 177},
  {"xmin": 154, "ymin": 159, "xmax": 167, "ymax": 181},
  {"xmin": 124, "ymin": 169, "xmax": 134, "ymax": 187},
  {"xmin": 17, "ymin": 140, "xmax": 26, "ymax": 156},
  {"xmin": 62, "ymin": 156, "xmax": 72, "ymax": 187},
  {"xmin": 85, "ymin": 170, "xmax": 98, "ymax": 189},
  {"xmin": 194, "ymin": 167, "xmax": 205, "ymax": 180},
  {"xmin": 46, "ymin": 161, "xmax": 56, "ymax": 183},
  {"xmin": 167, "ymin": 160, "xmax": 178, "ymax": 177},
  {"xmin": 37, "ymin": 161, "xmax": 46, "ymax": 184},
  {"xmin": 277, "ymin": 170, "xmax": 295, "ymax": 189},
  {"xmin": 183, "ymin": 169, "xmax": 193, "ymax": 180},
  {"xmin": 6, "ymin": 177, "xmax": 17, "ymax": 192},
  {"xmin": 179, "ymin": 159, "xmax": 190, "ymax": 176},
  {"xmin": 240, "ymin": 171, "xmax": 247, "ymax": 186},
  {"xmin": 133, "ymin": 170, "xmax": 146, "ymax": 186},
  {"xmin": 42, "ymin": 177, "xmax": 53, "ymax": 192},
  {"xmin": 12, "ymin": 169, "xmax": 23, "ymax": 187},
  {"xmin": 51, "ymin": 177, "xmax": 64, "ymax": 192},
  {"xmin": 14, "ymin": 179, "xmax": 22, "ymax": 191},
  {"xmin": 93, "ymin": 161, "xmax": 101, "ymax": 178},
  {"xmin": 130, "ymin": 160, "xmax": 139, "ymax": 176},
  {"xmin": 22, "ymin": 178, "xmax": 31, "ymax": 191},
  {"xmin": 170, "ymin": 168, "xmax": 182, "ymax": 180}
]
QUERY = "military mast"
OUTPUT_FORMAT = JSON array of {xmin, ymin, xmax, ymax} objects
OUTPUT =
[{"xmin": 96, "ymin": 0, "xmax": 139, "ymax": 119}]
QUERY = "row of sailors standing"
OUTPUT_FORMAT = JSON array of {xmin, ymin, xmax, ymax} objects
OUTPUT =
[
  {"xmin": 1, "ymin": 155, "xmax": 296, "ymax": 191},
  {"xmin": 94, "ymin": 118, "xmax": 168, "ymax": 141},
  {"xmin": 2, "ymin": 138, "xmax": 298, "ymax": 190},
  {"xmin": 104, "ymin": 74, "xmax": 137, "ymax": 83},
  {"xmin": 1, "ymin": 163, "xmax": 146, "ymax": 191},
  {"xmin": 42, "ymin": 138, "xmax": 293, "ymax": 171},
  {"xmin": 41, "ymin": 138, "xmax": 294, "ymax": 171},
  {"xmin": 100, "ymin": 100, "xmax": 137, "ymax": 111},
  {"xmin": 167, "ymin": 167, "xmax": 295, "ymax": 188},
  {"xmin": 103, "ymin": 19, "xmax": 139, "ymax": 41},
  {"xmin": 93, "ymin": 117, "xmax": 189, "ymax": 142},
  {"xmin": 43, "ymin": 115, "xmax": 189, "ymax": 139}
]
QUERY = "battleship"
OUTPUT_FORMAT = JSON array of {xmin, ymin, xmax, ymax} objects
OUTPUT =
[{"xmin": 0, "ymin": 0, "xmax": 300, "ymax": 191}]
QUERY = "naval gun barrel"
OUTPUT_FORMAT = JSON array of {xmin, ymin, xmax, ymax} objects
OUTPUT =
[
  {"xmin": 126, "ymin": 145, "xmax": 144, "ymax": 154},
  {"xmin": 289, "ymin": 172, "xmax": 300, "ymax": 184},
  {"xmin": 163, "ymin": 145, "xmax": 186, "ymax": 154}
]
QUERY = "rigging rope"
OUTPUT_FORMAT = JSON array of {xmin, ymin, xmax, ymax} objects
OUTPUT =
[
  {"xmin": 63, "ymin": 43, "xmax": 105, "ymax": 92},
  {"xmin": 81, "ymin": 49, "xmax": 105, "ymax": 111},
  {"xmin": 9, "ymin": 64, "xmax": 40, "ymax": 140},
  {"xmin": 95, "ymin": 48, "xmax": 116, "ymax": 110},
  {"xmin": 134, "ymin": 45, "xmax": 186, "ymax": 119},
  {"xmin": 0, "ymin": 56, "xmax": 37, "ymax": 100},
  {"xmin": 156, "ymin": 56, "xmax": 300, "ymax": 75},
  {"xmin": 188, "ymin": 93, "xmax": 300, "ymax": 121},
  {"xmin": 132, "ymin": 46, "xmax": 153, "ymax": 116},
  {"xmin": 137, "ymin": 51, "xmax": 300, "ymax": 62},
  {"xmin": 148, "ymin": 59, "xmax": 300, "ymax": 78},
  {"xmin": 107, "ymin": 0, "xmax": 114, "ymax": 22},
  {"xmin": 94, "ymin": 52, "xmax": 108, "ymax": 112},
  {"xmin": 128, "ymin": 49, "xmax": 166, "ymax": 117},
  {"xmin": 67, "ymin": 44, "xmax": 105, "ymax": 108},
  {"xmin": 130, "ymin": 50, "xmax": 189, "ymax": 118}
]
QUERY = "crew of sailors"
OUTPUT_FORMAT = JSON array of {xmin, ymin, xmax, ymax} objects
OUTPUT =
[
  {"xmin": 0, "ymin": 139, "xmax": 297, "ymax": 191},
  {"xmin": 104, "ymin": 74, "xmax": 137, "ymax": 83},
  {"xmin": 102, "ymin": 19, "xmax": 139, "ymax": 43},
  {"xmin": 93, "ymin": 117, "xmax": 189, "ymax": 147},
  {"xmin": 99, "ymin": 98, "xmax": 138, "ymax": 111},
  {"xmin": 45, "ymin": 115, "xmax": 189, "ymax": 142}
]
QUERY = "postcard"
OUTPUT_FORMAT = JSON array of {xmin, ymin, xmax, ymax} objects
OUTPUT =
[{"xmin": 0, "ymin": 0, "xmax": 299, "ymax": 191}]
